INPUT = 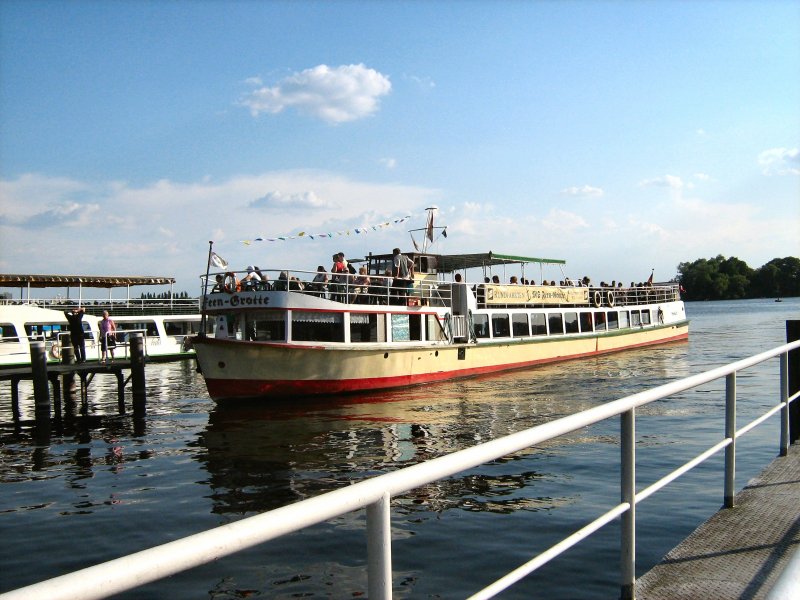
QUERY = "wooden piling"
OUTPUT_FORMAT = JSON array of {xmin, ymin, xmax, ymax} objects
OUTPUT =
[
  {"xmin": 787, "ymin": 320, "xmax": 800, "ymax": 443},
  {"xmin": 30, "ymin": 341, "xmax": 50, "ymax": 422},
  {"xmin": 130, "ymin": 334, "xmax": 146, "ymax": 416}
]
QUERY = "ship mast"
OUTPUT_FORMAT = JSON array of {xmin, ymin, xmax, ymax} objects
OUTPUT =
[{"xmin": 408, "ymin": 206, "xmax": 446, "ymax": 253}]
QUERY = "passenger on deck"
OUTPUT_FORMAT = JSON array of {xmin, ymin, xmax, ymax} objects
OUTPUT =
[
  {"xmin": 331, "ymin": 253, "xmax": 348, "ymax": 302},
  {"xmin": 454, "ymin": 273, "xmax": 463, "ymax": 283},
  {"xmin": 274, "ymin": 271, "xmax": 290, "ymax": 291},
  {"xmin": 310, "ymin": 266, "xmax": 329, "ymax": 298},
  {"xmin": 354, "ymin": 266, "xmax": 370, "ymax": 304},
  {"xmin": 211, "ymin": 274, "xmax": 225, "ymax": 292},
  {"xmin": 254, "ymin": 266, "xmax": 269, "ymax": 290},
  {"xmin": 369, "ymin": 268, "xmax": 392, "ymax": 305},
  {"xmin": 240, "ymin": 266, "xmax": 262, "ymax": 290},
  {"xmin": 492, "ymin": 275, "xmax": 500, "ymax": 284},
  {"xmin": 392, "ymin": 247, "xmax": 413, "ymax": 304},
  {"xmin": 510, "ymin": 276, "xmax": 518, "ymax": 284}
]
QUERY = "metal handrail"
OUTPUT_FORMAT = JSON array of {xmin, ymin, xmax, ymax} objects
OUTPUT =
[{"xmin": 2, "ymin": 339, "xmax": 798, "ymax": 600}]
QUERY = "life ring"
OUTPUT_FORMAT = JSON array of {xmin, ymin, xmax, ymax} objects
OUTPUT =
[
  {"xmin": 223, "ymin": 272, "xmax": 237, "ymax": 294},
  {"xmin": 606, "ymin": 290, "xmax": 615, "ymax": 308},
  {"xmin": 591, "ymin": 290, "xmax": 602, "ymax": 308},
  {"xmin": 49, "ymin": 343, "xmax": 61, "ymax": 360}
]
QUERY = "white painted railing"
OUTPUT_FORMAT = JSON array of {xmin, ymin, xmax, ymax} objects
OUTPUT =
[{"xmin": 2, "ymin": 339, "xmax": 799, "ymax": 600}]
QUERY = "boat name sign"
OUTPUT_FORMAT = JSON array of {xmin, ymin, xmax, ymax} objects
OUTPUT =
[
  {"xmin": 206, "ymin": 293, "xmax": 272, "ymax": 309},
  {"xmin": 485, "ymin": 284, "xmax": 589, "ymax": 305}
]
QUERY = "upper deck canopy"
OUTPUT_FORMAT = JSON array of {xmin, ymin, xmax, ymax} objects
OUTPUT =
[
  {"xmin": 0, "ymin": 274, "xmax": 176, "ymax": 289},
  {"xmin": 435, "ymin": 252, "xmax": 566, "ymax": 273}
]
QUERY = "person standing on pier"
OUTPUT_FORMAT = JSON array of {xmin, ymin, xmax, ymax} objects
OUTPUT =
[
  {"xmin": 64, "ymin": 307, "xmax": 86, "ymax": 363},
  {"xmin": 100, "ymin": 310, "xmax": 117, "ymax": 363}
]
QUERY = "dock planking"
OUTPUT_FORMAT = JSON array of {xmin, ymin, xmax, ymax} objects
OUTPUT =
[{"xmin": 637, "ymin": 443, "xmax": 800, "ymax": 599}]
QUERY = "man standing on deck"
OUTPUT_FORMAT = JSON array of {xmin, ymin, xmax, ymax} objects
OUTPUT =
[{"xmin": 64, "ymin": 307, "xmax": 86, "ymax": 363}]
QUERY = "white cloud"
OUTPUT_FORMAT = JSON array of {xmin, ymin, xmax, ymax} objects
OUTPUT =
[
  {"xmin": 638, "ymin": 175, "xmax": 684, "ymax": 190},
  {"xmin": 250, "ymin": 190, "xmax": 332, "ymax": 210},
  {"xmin": 560, "ymin": 185, "xmax": 604, "ymax": 198},
  {"xmin": 758, "ymin": 147, "xmax": 800, "ymax": 176},
  {"xmin": 240, "ymin": 64, "xmax": 392, "ymax": 124},
  {"xmin": 693, "ymin": 173, "xmax": 711, "ymax": 181},
  {"xmin": 379, "ymin": 158, "xmax": 397, "ymax": 170}
]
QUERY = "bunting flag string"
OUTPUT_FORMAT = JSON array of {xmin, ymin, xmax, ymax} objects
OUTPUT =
[{"xmin": 240, "ymin": 215, "xmax": 413, "ymax": 246}]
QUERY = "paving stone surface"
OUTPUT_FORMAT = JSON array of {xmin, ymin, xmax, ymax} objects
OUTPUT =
[{"xmin": 637, "ymin": 443, "xmax": 800, "ymax": 599}]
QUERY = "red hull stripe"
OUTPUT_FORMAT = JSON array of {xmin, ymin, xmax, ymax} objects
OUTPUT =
[{"xmin": 204, "ymin": 330, "xmax": 688, "ymax": 400}]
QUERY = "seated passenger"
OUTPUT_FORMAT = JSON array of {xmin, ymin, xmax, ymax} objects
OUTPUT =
[
  {"xmin": 309, "ymin": 266, "xmax": 329, "ymax": 297},
  {"xmin": 240, "ymin": 266, "xmax": 262, "ymax": 290},
  {"xmin": 273, "ymin": 271, "xmax": 289, "ymax": 291},
  {"xmin": 211, "ymin": 274, "xmax": 225, "ymax": 292},
  {"xmin": 354, "ymin": 266, "xmax": 371, "ymax": 304},
  {"xmin": 254, "ymin": 266, "xmax": 270, "ymax": 290}
]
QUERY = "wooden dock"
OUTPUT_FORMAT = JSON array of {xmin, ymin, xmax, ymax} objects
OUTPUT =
[
  {"xmin": 637, "ymin": 442, "xmax": 800, "ymax": 599},
  {"xmin": 0, "ymin": 337, "xmax": 147, "ymax": 426}
]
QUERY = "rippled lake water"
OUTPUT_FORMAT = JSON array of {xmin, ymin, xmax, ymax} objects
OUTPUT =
[{"xmin": 1, "ymin": 298, "xmax": 798, "ymax": 598}]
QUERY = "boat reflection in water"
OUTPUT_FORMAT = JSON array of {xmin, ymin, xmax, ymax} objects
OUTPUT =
[{"xmin": 195, "ymin": 340, "xmax": 689, "ymax": 519}]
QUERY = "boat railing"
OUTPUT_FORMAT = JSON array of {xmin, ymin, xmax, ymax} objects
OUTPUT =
[
  {"xmin": 0, "ymin": 297, "xmax": 201, "ymax": 316},
  {"xmin": 4, "ymin": 336, "xmax": 798, "ymax": 600},
  {"xmin": 203, "ymin": 270, "xmax": 681, "ymax": 311},
  {"xmin": 204, "ymin": 269, "xmax": 454, "ymax": 308}
]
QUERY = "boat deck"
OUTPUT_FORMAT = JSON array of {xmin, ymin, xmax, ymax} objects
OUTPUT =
[{"xmin": 637, "ymin": 442, "xmax": 800, "ymax": 599}]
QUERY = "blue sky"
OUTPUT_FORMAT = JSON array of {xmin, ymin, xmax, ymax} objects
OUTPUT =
[{"xmin": 1, "ymin": 0, "xmax": 798, "ymax": 295}]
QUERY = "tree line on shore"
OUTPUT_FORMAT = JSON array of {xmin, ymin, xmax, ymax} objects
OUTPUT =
[{"xmin": 677, "ymin": 255, "xmax": 799, "ymax": 301}]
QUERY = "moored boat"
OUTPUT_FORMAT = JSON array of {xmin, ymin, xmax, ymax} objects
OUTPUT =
[
  {"xmin": 0, "ymin": 274, "xmax": 210, "ymax": 368},
  {"xmin": 192, "ymin": 229, "xmax": 689, "ymax": 401}
]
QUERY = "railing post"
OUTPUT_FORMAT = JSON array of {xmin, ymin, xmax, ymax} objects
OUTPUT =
[
  {"xmin": 724, "ymin": 373, "xmax": 737, "ymax": 507},
  {"xmin": 620, "ymin": 408, "xmax": 636, "ymax": 600},
  {"xmin": 367, "ymin": 491, "xmax": 392, "ymax": 600},
  {"xmin": 787, "ymin": 320, "xmax": 800, "ymax": 443},
  {"xmin": 779, "ymin": 353, "xmax": 789, "ymax": 456}
]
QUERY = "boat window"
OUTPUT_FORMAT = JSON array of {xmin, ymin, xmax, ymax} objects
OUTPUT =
[
  {"xmin": 607, "ymin": 311, "xmax": 619, "ymax": 330},
  {"xmin": 579, "ymin": 312, "xmax": 594, "ymax": 333},
  {"xmin": 564, "ymin": 312, "xmax": 579, "ymax": 334},
  {"xmin": 548, "ymin": 313, "xmax": 564, "ymax": 335},
  {"xmin": 24, "ymin": 323, "xmax": 63, "ymax": 341},
  {"xmin": 619, "ymin": 311, "xmax": 629, "ymax": 329},
  {"xmin": 292, "ymin": 311, "xmax": 342, "ymax": 342},
  {"xmin": 631, "ymin": 311, "xmax": 641, "ymax": 326},
  {"xmin": 117, "ymin": 321, "xmax": 158, "ymax": 336},
  {"xmin": 427, "ymin": 314, "xmax": 448, "ymax": 342},
  {"xmin": 350, "ymin": 313, "xmax": 385, "ymax": 343},
  {"xmin": 391, "ymin": 314, "xmax": 422, "ymax": 342},
  {"xmin": 512, "ymin": 313, "xmax": 529, "ymax": 336},
  {"xmin": 0, "ymin": 323, "xmax": 19, "ymax": 341},
  {"xmin": 164, "ymin": 320, "xmax": 197, "ymax": 335},
  {"xmin": 530, "ymin": 313, "xmax": 547, "ymax": 336},
  {"xmin": 473, "ymin": 313, "xmax": 490, "ymax": 339},
  {"xmin": 642, "ymin": 310, "xmax": 652, "ymax": 325},
  {"xmin": 593, "ymin": 312, "xmax": 607, "ymax": 331},
  {"xmin": 492, "ymin": 314, "xmax": 510, "ymax": 337}
]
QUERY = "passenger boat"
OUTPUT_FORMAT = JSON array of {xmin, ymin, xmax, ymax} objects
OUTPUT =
[
  {"xmin": 192, "ymin": 227, "xmax": 689, "ymax": 401},
  {"xmin": 0, "ymin": 274, "xmax": 208, "ymax": 369}
]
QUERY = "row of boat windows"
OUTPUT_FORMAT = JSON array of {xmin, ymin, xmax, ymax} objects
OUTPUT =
[
  {"xmin": 0, "ymin": 320, "xmax": 206, "ymax": 342},
  {"xmin": 473, "ymin": 308, "xmax": 654, "ymax": 339},
  {"xmin": 231, "ymin": 308, "xmax": 657, "ymax": 344}
]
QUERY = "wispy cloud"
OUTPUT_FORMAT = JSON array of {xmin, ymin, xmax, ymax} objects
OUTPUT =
[
  {"xmin": 239, "ymin": 64, "xmax": 392, "ymax": 124},
  {"xmin": 638, "ymin": 175, "xmax": 684, "ymax": 190},
  {"xmin": 758, "ymin": 147, "xmax": 800, "ymax": 176},
  {"xmin": 379, "ymin": 157, "xmax": 397, "ymax": 170},
  {"xmin": 560, "ymin": 185, "xmax": 604, "ymax": 198},
  {"xmin": 250, "ymin": 190, "xmax": 333, "ymax": 210}
]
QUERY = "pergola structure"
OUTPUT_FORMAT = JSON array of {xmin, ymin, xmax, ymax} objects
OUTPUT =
[{"xmin": 0, "ymin": 274, "xmax": 177, "ymax": 305}]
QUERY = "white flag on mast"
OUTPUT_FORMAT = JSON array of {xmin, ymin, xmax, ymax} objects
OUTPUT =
[{"xmin": 210, "ymin": 251, "xmax": 229, "ymax": 269}]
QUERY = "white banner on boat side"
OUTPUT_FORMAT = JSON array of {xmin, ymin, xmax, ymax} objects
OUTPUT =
[{"xmin": 484, "ymin": 284, "xmax": 588, "ymax": 306}]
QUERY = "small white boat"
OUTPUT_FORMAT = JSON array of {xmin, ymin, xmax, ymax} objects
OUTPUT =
[
  {"xmin": 0, "ymin": 274, "xmax": 207, "ymax": 369},
  {"xmin": 192, "ymin": 214, "xmax": 689, "ymax": 401}
]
